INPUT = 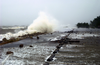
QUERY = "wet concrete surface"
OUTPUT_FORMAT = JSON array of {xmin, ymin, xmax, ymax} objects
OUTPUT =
[{"xmin": 0, "ymin": 32, "xmax": 100, "ymax": 65}]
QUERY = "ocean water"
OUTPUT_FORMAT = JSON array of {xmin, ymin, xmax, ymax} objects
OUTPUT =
[
  {"xmin": 0, "ymin": 26, "xmax": 100, "ymax": 41},
  {"xmin": 0, "ymin": 26, "xmax": 27, "ymax": 34},
  {"xmin": 0, "ymin": 26, "xmax": 27, "ymax": 41},
  {"xmin": 0, "ymin": 26, "xmax": 100, "ymax": 65},
  {"xmin": 0, "ymin": 30, "xmax": 100, "ymax": 65}
]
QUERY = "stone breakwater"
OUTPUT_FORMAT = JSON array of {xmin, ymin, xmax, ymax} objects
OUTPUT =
[
  {"xmin": 43, "ymin": 33, "xmax": 81, "ymax": 65},
  {"xmin": 0, "ymin": 32, "xmax": 44, "ymax": 46}
]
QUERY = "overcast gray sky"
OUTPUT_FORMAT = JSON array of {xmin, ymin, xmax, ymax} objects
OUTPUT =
[{"xmin": 0, "ymin": 0, "xmax": 100, "ymax": 26}]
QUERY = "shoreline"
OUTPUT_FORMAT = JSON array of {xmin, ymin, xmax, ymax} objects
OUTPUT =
[
  {"xmin": 0, "ymin": 32, "xmax": 100, "ymax": 47},
  {"xmin": 0, "ymin": 28, "xmax": 100, "ymax": 46},
  {"xmin": 0, "ymin": 32, "xmax": 100, "ymax": 65},
  {"xmin": 0, "ymin": 32, "xmax": 44, "ymax": 46}
]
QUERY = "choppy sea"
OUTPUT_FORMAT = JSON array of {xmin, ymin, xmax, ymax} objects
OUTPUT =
[{"xmin": 0, "ymin": 26, "xmax": 100, "ymax": 65}]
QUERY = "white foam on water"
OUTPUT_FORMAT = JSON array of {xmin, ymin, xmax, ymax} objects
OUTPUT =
[
  {"xmin": 60, "ymin": 47, "xmax": 64, "ymax": 49},
  {"xmin": 45, "ymin": 55, "xmax": 51, "ymax": 62},
  {"xmin": 52, "ymin": 57, "xmax": 57, "ymax": 61},
  {"xmin": 50, "ymin": 34, "xmax": 68, "ymax": 41},
  {"xmin": 28, "ymin": 11, "xmax": 57, "ymax": 33},
  {"xmin": 1, "ymin": 26, "xmax": 26, "ymax": 29},
  {"xmin": 69, "ymin": 33, "xmax": 100, "ymax": 39},
  {"xmin": 66, "ymin": 44, "xmax": 84, "ymax": 48},
  {"xmin": 45, "ymin": 55, "xmax": 57, "ymax": 62},
  {"xmin": 0, "ymin": 11, "xmax": 58, "ymax": 41},
  {"xmin": 50, "ymin": 38, "xmax": 58, "ymax": 41},
  {"xmin": 0, "ymin": 35, "xmax": 4, "ymax": 41},
  {"xmin": 1, "ymin": 44, "xmax": 56, "ymax": 65}
]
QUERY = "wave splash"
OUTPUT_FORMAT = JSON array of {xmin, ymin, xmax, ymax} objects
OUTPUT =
[{"xmin": 0, "ymin": 11, "xmax": 57, "ymax": 41}]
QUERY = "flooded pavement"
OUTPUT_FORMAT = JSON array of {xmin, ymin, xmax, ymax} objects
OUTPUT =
[{"xmin": 0, "ymin": 32, "xmax": 100, "ymax": 65}]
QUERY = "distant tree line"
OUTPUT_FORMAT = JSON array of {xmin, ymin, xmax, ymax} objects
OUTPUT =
[
  {"xmin": 76, "ymin": 16, "xmax": 100, "ymax": 28},
  {"xmin": 76, "ymin": 22, "xmax": 89, "ymax": 28}
]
